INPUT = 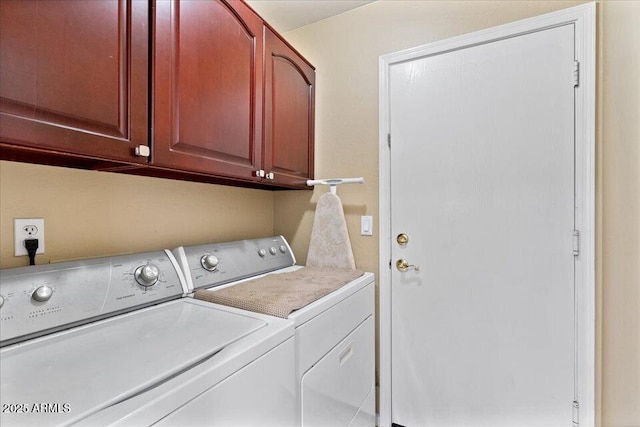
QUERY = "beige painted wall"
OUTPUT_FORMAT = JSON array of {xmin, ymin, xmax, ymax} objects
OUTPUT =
[
  {"xmin": 601, "ymin": 1, "xmax": 640, "ymax": 425},
  {"xmin": 0, "ymin": 161, "xmax": 274, "ymax": 268},
  {"xmin": 274, "ymin": 1, "xmax": 640, "ymax": 425}
]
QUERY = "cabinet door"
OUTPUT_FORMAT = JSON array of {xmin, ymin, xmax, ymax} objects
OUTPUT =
[
  {"xmin": 264, "ymin": 28, "xmax": 315, "ymax": 189},
  {"xmin": 153, "ymin": 0, "xmax": 263, "ymax": 181},
  {"xmin": 0, "ymin": 0, "xmax": 149, "ymax": 164}
]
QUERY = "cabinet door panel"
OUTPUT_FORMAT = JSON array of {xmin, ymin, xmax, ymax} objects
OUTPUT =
[
  {"xmin": 264, "ymin": 29, "xmax": 315, "ymax": 189},
  {"xmin": 0, "ymin": 0, "xmax": 148, "ymax": 163},
  {"xmin": 154, "ymin": 0, "xmax": 262, "ymax": 180}
]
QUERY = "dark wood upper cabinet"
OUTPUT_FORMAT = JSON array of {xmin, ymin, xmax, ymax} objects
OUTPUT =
[
  {"xmin": 153, "ymin": 0, "xmax": 263, "ymax": 182},
  {"xmin": 0, "ymin": 0, "xmax": 315, "ymax": 189},
  {"xmin": 0, "ymin": 0, "xmax": 149, "ymax": 164},
  {"xmin": 263, "ymin": 28, "xmax": 315, "ymax": 189}
]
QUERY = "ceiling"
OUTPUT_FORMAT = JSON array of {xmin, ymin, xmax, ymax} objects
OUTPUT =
[{"xmin": 246, "ymin": 0, "xmax": 374, "ymax": 33}]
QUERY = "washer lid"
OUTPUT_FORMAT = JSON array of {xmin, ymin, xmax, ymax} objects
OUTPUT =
[{"xmin": 0, "ymin": 299, "xmax": 266, "ymax": 426}]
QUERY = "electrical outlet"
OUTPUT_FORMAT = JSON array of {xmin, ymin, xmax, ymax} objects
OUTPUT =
[{"xmin": 14, "ymin": 218, "xmax": 45, "ymax": 256}]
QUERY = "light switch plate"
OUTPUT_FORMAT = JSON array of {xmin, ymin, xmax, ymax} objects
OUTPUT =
[{"xmin": 361, "ymin": 216, "xmax": 373, "ymax": 236}]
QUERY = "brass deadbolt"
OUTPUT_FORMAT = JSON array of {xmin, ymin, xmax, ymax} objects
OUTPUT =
[{"xmin": 396, "ymin": 233, "xmax": 409, "ymax": 246}]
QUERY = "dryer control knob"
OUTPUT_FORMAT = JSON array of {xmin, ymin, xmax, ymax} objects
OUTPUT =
[
  {"xmin": 135, "ymin": 264, "xmax": 160, "ymax": 287},
  {"xmin": 258, "ymin": 249, "xmax": 267, "ymax": 257},
  {"xmin": 279, "ymin": 245, "xmax": 287, "ymax": 253},
  {"xmin": 0, "ymin": 295, "xmax": 5, "ymax": 308},
  {"xmin": 200, "ymin": 254, "xmax": 220, "ymax": 271},
  {"xmin": 32, "ymin": 285, "xmax": 53, "ymax": 302},
  {"xmin": 269, "ymin": 247, "xmax": 277, "ymax": 255}
]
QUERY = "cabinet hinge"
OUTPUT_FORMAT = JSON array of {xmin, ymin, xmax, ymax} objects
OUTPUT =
[
  {"xmin": 573, "ymin": 61, "xmax": 580, "ymax": 87},
  {"xmin": 573, "ymin": 230, "xmax": 580, "ymax": 257},
  {"xmin": 572, "ymin": 400, "xmax": 580, "ymax": 427},
  {"xmin": 387, "ymin": 133, "xmax": 391, "ymax": 149}
]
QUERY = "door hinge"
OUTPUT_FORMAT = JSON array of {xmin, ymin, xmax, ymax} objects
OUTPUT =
[
  {"xmin": 573, "ymin": 61, "xmax": 580, "ymax": 87},
  {"xmin": 572, "ymin": 400, "xmax": 580, "ymax": 426},
  {"xmin": 573, "ymin": 230, "xmax": 580, "ymax": 257},
  {"xmin": 387, "ymin": 133, "xmax": 391, "ymax": 149}
]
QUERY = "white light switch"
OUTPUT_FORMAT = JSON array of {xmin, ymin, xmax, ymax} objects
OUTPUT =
[{"xmin": 361, "ymin": 216, "xmax": 373, "ymax": 236}]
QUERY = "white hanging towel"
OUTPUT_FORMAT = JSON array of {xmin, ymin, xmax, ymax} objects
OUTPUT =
[{"xmin": 306, "ymin": 192, "xmax": 356, "ymax": 269}]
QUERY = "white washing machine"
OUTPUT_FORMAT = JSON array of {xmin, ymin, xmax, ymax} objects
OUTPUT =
[
  {"xmin": 174, "ymin": 236, "xmax": 376, "ymax": 426},
  {"xmin": 0, "ymin": 250, "xmax": 295, "ymax": 426}
]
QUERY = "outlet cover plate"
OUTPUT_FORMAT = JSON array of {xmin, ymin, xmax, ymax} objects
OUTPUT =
[{"xmin": 14, "ymin": 218, "xmax": 45, "ymax": 256}]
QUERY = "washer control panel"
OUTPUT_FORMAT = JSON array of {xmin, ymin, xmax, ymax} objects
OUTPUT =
[
  {"xmin": 175, "ymin": 236, "xmax": 296, "ymax": 292},
  {"xmin": 0, "ymin": 250, "xmax": 184, "ymax": 347}
]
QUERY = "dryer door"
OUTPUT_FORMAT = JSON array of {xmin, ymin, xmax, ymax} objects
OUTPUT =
[{"xmin": 301, "ymin": 316, "xmax": 375, "ymax": 426}]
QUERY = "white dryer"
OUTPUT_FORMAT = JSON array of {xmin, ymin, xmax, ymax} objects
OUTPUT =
[
  {"xmin": 0, "ymin": 250, "xmax": 295, "ymax": 426},
  {"xmin": 174, "ymin": 236, "xmax": 376, "ymax": 426}
]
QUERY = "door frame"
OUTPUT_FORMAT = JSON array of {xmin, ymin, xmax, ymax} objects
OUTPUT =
[{"xmin": 378, "ymin": 4, "xmax": 596, "ymax": 426}]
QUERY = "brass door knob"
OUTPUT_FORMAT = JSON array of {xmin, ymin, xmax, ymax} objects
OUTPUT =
[{"xmin": 396, "ymin": 259, "xmax": 420, "ymax": 272}]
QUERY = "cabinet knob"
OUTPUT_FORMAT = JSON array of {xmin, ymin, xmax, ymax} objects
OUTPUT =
[{"xmin": 134, "ymin": 145, "xmax": 150, "ymax": 157}]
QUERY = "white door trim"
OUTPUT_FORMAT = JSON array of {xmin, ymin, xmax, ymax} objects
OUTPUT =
[{"xmin": 378, "ymin": 3, "xmax": 596, "ymax": 426}]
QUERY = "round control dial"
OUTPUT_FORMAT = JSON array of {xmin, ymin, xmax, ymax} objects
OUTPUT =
[
  {"xmin": 32, "ymin": 285, "xmax": 53, "ymax": 302},
  {"xmin": 279, "ymin": 245, "xmax": 287, "ymax": 253},
  {"xmin": 258, "ymin": 249, "xmax": 267, "ymax": 257},
  {"xmin": 200, "ymin": 254, "xmax": 220, "ymax": 271},
  {"xmin": 134, "ymin": 264, "xmax": 160, "ymax": 287},
  {"xmin": 269, "ymin": 247, "xmax": 277, "ymax": 255},
  {"xmin": 0, "ymin": 294, "xmax": 5, "ymax": 308}
]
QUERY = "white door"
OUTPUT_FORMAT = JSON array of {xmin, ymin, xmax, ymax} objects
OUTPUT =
[{"xmin": 389, "ymin": 24, "xmax": 576, "ymax": 426}]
